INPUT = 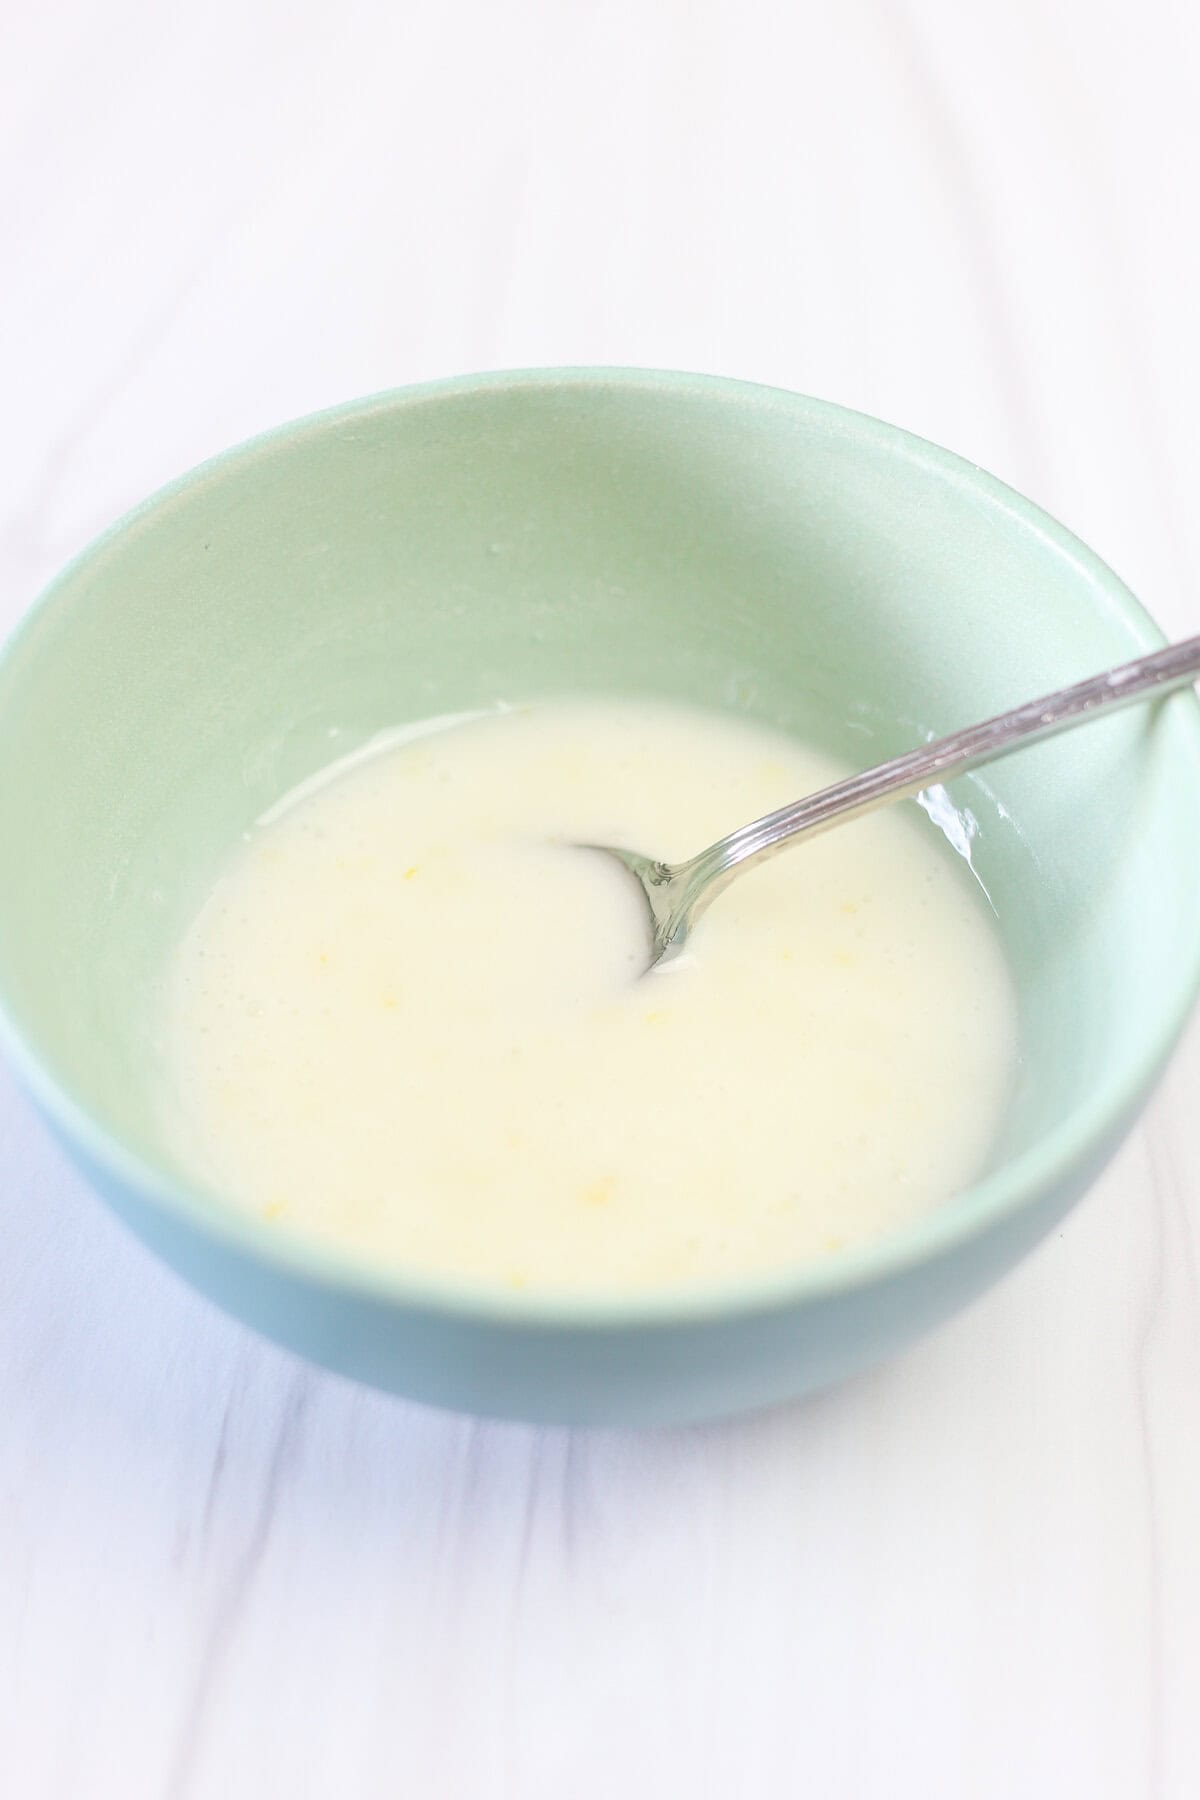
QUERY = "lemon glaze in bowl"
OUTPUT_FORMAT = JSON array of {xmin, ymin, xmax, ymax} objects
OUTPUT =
[{"xmin": 1, "ymin": 368, "xmax": 1198, "ymax": 1426}]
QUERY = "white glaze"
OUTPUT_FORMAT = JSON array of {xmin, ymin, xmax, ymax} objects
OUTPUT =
[{"xmin": 166, "ymin": 701, "xmax": 1015, "ymax": 1292}]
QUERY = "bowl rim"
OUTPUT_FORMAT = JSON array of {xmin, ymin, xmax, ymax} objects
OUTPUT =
[{"xmin": 3, "ymin": 364, "xmax": 1200, "ymax": 1330}]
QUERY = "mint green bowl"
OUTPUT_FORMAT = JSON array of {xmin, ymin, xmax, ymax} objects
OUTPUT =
[{"xmin": 2, "ymin": 370, "xmax": 1198, "ymax": 1426}]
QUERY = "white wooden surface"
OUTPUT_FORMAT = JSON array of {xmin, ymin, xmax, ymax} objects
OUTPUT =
[{"xmin": 2, "ymin": 3, "xmax": 1200, "ymax": 1795}]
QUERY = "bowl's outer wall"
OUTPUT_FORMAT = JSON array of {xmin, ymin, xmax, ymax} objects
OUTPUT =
[
  {"xmin": 58, "ymin": 1101, "xmax": 1128, "ymax": 1426},
  {"xmin": 2, "ymin": 372, "xmax": 1199, "ymax": 1422}
]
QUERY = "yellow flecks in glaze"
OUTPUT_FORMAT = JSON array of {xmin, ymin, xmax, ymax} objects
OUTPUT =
[{"xmin": 167, "ymin": 698, "xmax": 1017, "ymax": 1295}]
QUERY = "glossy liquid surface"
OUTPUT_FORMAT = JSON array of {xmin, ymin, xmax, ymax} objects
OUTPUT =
[{"xmin": 166, "ymin": 701, "xmax": 1017, "ymax": 1293}]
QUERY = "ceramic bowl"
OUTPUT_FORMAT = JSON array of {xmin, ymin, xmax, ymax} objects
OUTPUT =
[{"xmin": 2, "ymin": 370, "xmax": 1198, "ymax": 1424}]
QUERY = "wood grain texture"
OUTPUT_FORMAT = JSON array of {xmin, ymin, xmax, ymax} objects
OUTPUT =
[{"xmin": 1, "ymin": 2, "xmax": 1199, "ymax": 1794}]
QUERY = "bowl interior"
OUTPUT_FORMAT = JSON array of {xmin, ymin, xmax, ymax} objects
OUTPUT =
[{"xmin": 1, "ymin": 372, "xmax": 1198, "ymax": 1243}]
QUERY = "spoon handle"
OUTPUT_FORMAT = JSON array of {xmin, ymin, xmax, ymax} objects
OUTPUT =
[{"xmin": 680, "ymin": 633, "xmax": 1200, "ymax": 906}]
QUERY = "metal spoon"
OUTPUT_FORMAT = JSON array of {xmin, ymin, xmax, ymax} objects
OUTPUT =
[{"xmin": 596, "ymin": 634, "xmax": 1200, "ymax": 968}]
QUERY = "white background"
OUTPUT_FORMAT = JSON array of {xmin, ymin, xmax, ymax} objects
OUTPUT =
[{"xmin": 2, "ymin": 3, "xmax": 1200, "ymax": 1795}]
